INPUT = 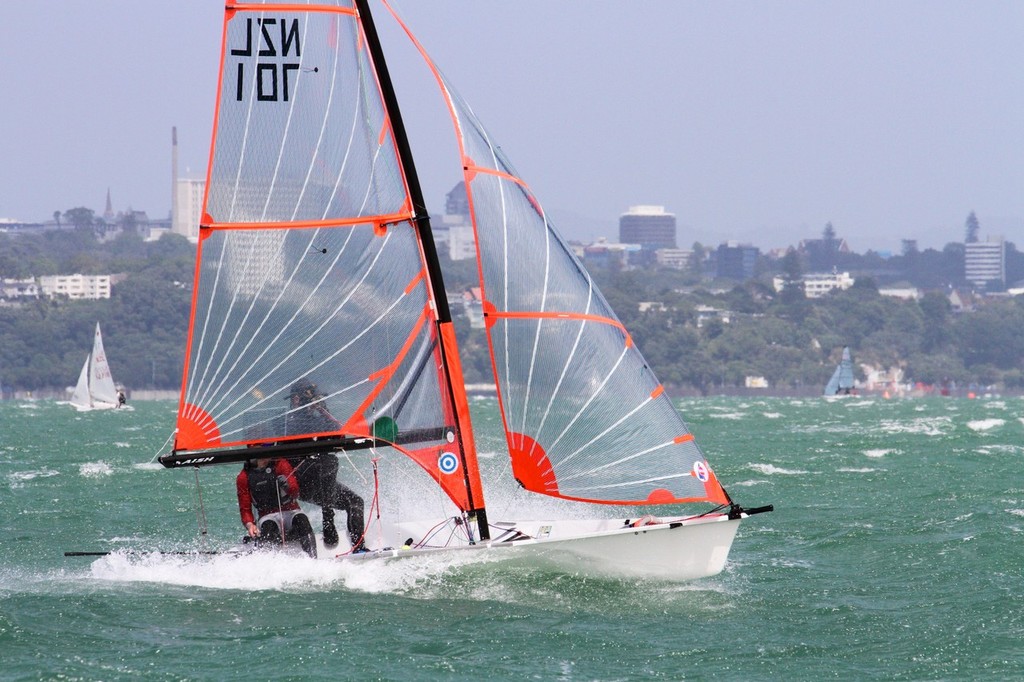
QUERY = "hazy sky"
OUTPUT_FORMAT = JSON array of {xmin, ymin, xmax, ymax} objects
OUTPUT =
[{"xmin": 2, "ymin": 1, "xmax": 1021, "ymax": 252}]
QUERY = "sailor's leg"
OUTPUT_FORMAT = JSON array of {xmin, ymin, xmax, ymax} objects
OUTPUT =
[
  {"xmin": 288, "ymin": 513, "xmax": 318, "ymax": 559},
  {"xmin": 256, "ymin": 513, "xmax": 284, "ymax": 547},
  {"xmin": 332, "ymin": 482, "xmax": 365, "ymax": 549}
]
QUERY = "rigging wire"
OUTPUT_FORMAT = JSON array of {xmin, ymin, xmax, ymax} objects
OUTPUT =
[
  {"xmin": 149, "ymin": 430, "xmax": 175, "ymax": 463},
  {"xmin": 192, "ymin": 468, "xmax": 209, "ymax": 550}
]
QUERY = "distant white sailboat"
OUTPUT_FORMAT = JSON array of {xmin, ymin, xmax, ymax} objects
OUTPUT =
[
  {"xmin": 68, "ymin": 323, "xmax": 128, "ymax": 411},
  {"xmin": 824, "ymin": 346, "xmax": 857, "ymax": 397}
]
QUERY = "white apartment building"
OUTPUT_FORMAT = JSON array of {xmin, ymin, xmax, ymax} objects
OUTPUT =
[
  {"xmin": 38, "ymin": 274, "xmax": 111, "ymax": 300},
  {"xmin": 773, "ymin": 271, "xmax": 855, "ymax": 298},
  {"xmin": 964, "ymin": 237, "xmax": 1005, "ymax": 288},
  {"xmin": 172, "ymin": 177, "xmax": 205, "ymax": 242}
]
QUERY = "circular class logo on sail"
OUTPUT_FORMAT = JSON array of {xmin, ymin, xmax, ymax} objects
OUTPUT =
[
  {"xmin": 438, "ymin": 451, "xmax": 459, "ymax": 475},
  {"xmin": 693, "ymin": 461, "xmax": 710, "ymax": 482}
]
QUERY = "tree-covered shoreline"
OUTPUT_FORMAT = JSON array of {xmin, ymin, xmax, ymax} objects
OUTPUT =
[{"xmin": 2, "ymin": 227, "xmax": 1022, "ymax": 397}]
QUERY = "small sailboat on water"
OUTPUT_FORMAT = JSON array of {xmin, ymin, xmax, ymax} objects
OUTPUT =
[
  {"xmin": 156, "ymin": 0, "xmax": 770, "ymax": 580},
  {"xmin": 824, "ymin": 346, "xmax": 857, "ymax": 397},
  {"xmin": 68, "ymin": 323, "xmax": 128, "ymax": 411}
]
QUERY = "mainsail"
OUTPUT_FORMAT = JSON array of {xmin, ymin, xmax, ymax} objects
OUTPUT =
[
  {"xmin": 163, "ymin": 1, "xmax": 484, "ymax": 517},
  {"xmin": 69, "ymin": 323, "xmax": 119, "ymax": 409},
  {"xmin": 386, "ymin": 3, "xmax": 730, "ymax": 508},
  {"xmin": 89, "ymin": 323, "xmax": 119, "ymax": 406}
]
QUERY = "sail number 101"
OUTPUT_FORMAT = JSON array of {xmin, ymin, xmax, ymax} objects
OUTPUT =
[{"xmin": 230, "ymin": 17, "xmax": 302, "ymax": 103}]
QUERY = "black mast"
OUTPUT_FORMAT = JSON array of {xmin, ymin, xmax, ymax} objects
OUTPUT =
[{"xmin": 355, "ymin": 0, "xmax": 489, "ymax": 540}]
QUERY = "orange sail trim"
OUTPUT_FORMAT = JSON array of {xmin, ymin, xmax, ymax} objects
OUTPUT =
[
  {"xmin": 175, "ymin": 404, "xmax": 222, "ymax": 450},
  {"xmin": 485, "ymin": 308, "xmax": 629, "ymax": 336},
  {"xmin": 228, "ymin": 3, "xmax": 357, "ymax": 15},
  {"xmin": 202, "ymin": 211, "xmax": 413, "ymax": 232},
  {"xmin": 342, "ymin": 300, "xmax": 432, "ymax": 434},
  {"xmin": 439, "ymin": 321, "xmax": 485, "ymax": 509},
  {"xmin": 464, "ymin": 160, "xmax": 527, "ymax": 189},
  {"xmin": 702, "ymin": 469, "xmax": 731, "ymax": 505},
  {"xmin": 508, "ymin": 431, "xmax": 558, "ymax": 495}
]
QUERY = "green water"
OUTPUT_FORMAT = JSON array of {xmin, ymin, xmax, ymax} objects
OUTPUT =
[{"xmin": 2, "ymin": 397, "xmax": 1022, "ymax": 680}]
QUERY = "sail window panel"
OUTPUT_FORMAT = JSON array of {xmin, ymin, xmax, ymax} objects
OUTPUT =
[
  {"xmin": 208, "ymin": 10, "xmax": 407, "ymax": 224},
  {"xmin": 182, "ymin": 223, "xmax": 444, "ymax": 446},
  {"xmin": 493, "ymin": 316, "xmax": 708, "ymax": 503}
]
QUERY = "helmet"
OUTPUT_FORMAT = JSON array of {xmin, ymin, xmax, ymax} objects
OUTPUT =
[{"xmin": 286, "ymin": 377, "xmax": 320, "ymax": 402}]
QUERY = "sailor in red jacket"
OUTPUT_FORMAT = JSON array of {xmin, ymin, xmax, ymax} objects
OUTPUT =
[{"xmin": 236, "ymin": 457, "xmax": 317, "ymax": 557}]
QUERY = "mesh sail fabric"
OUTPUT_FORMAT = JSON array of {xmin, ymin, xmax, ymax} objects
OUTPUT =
[
  {"xmin": 207, "ymin": 5, "xmax": 407, "ymax": 225},
  {"xmin": 177, "ymin": 5, "xmax": 458, "ymax": 462},
  {"xmin": 447, "ymin": 83, "xmax": 729, "ymax": 506},
  {"xmin": 176, "ymin": 222, "xmax": 452, "ymax": 449}
]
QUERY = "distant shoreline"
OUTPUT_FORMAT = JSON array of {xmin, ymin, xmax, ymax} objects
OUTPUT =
[{"xmin": 6, "ymin": 386, "xmax": 1014, "ymax": 401}]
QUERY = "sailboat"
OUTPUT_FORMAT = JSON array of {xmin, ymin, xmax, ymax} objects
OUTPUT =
[
  {"xmin": 824, "ymin": 346, "xmax": 856, "ymax": 396},
  {"xmin": 68, "ymin": 323, "xmax": 127, "ymax": 411},
  {"xmin": 158, "ymin": 0, "xmax": 770, "ymax": 580}
]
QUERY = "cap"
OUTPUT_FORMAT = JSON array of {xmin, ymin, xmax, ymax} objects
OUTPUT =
[{"xmin": 285, "ymin": 377, "xmax": 320, "ymax": 400}]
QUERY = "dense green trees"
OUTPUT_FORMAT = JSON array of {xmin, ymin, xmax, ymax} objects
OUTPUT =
[{"xmin": 0, "ymin": 231, "xmax": 194, "ymax": 393}]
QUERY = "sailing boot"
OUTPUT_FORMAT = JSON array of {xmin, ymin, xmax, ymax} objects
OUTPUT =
[{"xmin": 322, "ymin": 508, "xmax": 339, "ymax": 549}]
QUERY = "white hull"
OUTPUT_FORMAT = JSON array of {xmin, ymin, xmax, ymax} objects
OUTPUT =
[
  {"xmin": 332, "ymin": 513, "xmax": 742, "ymax": 581},
  {"xmin": 70, "ymin": 400, "xmax": 119, "ymax": 412}
]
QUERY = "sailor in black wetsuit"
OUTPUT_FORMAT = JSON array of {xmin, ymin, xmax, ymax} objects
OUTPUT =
[{"xmin": 284, "ymin": 378, "xmax": 366, "ymax": 552}]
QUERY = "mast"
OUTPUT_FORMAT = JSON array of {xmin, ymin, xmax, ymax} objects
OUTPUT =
[{"xmin": 355, "ymin": 0, "xmax": 489, "ymax": 540}]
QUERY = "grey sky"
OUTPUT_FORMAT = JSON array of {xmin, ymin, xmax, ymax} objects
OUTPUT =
[{"xmin": 2, "ymin": 1, "xmax": 1021, "ymax": 253}]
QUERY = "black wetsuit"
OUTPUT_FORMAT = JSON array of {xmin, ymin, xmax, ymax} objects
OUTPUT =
[{"xmin": 285, "ymin": 404, "xmax": 365, "ymax": 549}]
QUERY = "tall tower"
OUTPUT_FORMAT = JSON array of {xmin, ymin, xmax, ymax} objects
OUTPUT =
[
  {"xmin": 171, "ymin": 126, "xmax": 178, "ymax": 225},
  {"xmin": 104, "ymin": 188, "xmax": 114, "ymax": 221}
]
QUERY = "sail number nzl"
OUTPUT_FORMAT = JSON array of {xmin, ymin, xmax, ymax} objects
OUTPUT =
[{"xmin": 230, "ymin": 17, "xmax": 301, "ymax": 102}]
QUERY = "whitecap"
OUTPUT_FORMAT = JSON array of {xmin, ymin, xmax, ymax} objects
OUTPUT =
[
  {"xmin": 748, "ymin": 463, "xmax": 809, "ymax": 476},
  {"xmin": 80, "ymin": 461, "xmax": 113, "ymax": 477},
  {"xmin": 878, "ymin": 417, "xmax": 951, "ymax": 437},
  {"xmin": 133, "ymin": 462, "xmax": 164, "ymax": 471},
  {"xmin": 88, "ymin": 546, "xmax": 498, "ymax": 595},
  {"xmin": 761, "ymin": 412, "xmax": 783, "ymax": 419},
  {"xmin": 8, "ymin": 468, "xmax": 60, "ymax": 487},
  {"xmin": 967, "ymin": 418, "xmax": 1004, "ymax": 432},
  {"xmin": 837, "ymin": 467, "xmax": 877, "ymax": 473},
  {"xmin": 863, "ymin": 449, "xmax": 892, "ymax": 458}
]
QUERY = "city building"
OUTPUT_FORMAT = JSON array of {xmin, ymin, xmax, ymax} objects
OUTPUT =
[
  {"xmin": 618, "ymin": 205, "xmax": 676, "ymax": 249},
  {"xmin": 715, "ymin": 241, "xmax": 759, "ymax": 281},
  {"xmin": 171, "ymin": 127, "xmax": 204, "ymax": 243},
  {"xmin": 0, "ymin": 278, "xmax": 40, "ymax": 300},
  {"xmin": 172, "ymin": 178, "xmax": 204, "ymax": 242},
  {"xmin": 38, "ymin": 274, "xmax": 112, "ymax": 300},
  {"xmin": 582, "ymin": 239, "xmax": 643, "ymax": 269},
  {"xmin": 654, "ymin": 248, "xmax": 692, "ymax": 270},
  {"xmin": 772, "ymin": 271, "xmax": 855, "ymax": 298},
  {"xmin": 964, "ymin": 236, "xmax": 1005, "ymax": 289}
]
